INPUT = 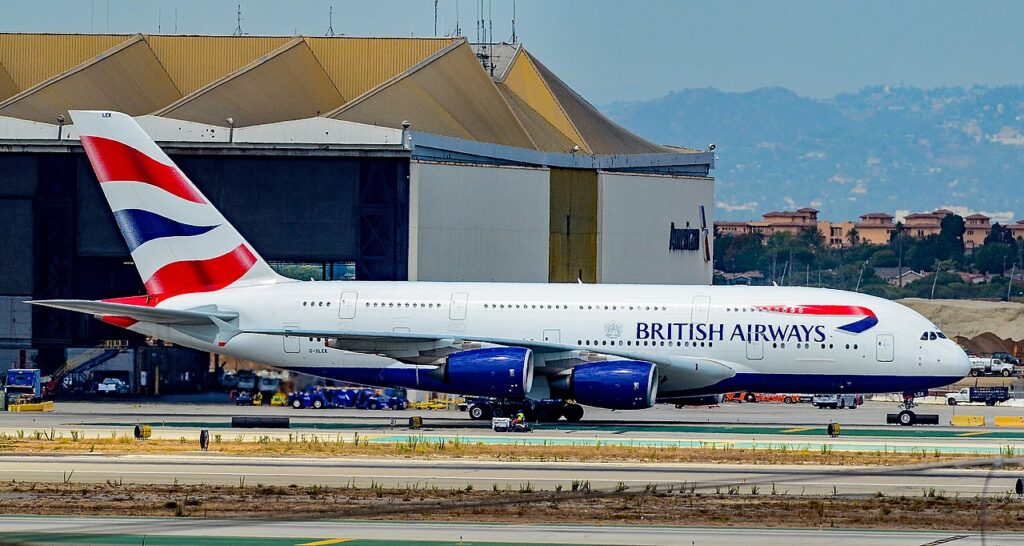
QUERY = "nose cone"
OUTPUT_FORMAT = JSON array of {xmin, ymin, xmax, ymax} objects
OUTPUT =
[{"xmin": 951, "ymin": 344, "xmax": 971, "ymax": 379}]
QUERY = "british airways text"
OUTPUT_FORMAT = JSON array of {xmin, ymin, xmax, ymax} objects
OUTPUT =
[{"xmin": 635, "ymin": 322, "xmax": 828, "ymax": 343}]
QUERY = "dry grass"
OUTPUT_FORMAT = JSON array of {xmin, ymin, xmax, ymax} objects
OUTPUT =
[
  {"xmin": 1, "ymin": 481, "xmax": 1022, "ymax": 531},
  {"xmin": 0, "ymin": 431, "xmax": 995, "ymax": 466}
]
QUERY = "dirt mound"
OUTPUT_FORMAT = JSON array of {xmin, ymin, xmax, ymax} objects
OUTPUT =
[{"xmin": 899, "ymin": 298, "xmax": 1023, "ymax": 356}]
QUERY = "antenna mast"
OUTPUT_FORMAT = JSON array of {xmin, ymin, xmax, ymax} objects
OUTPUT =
[
  {"xmin": 233, "ymin": 4, "xmax": 243, "ymax": 36},
  {"xmin": 510, "ymin": 0, "xmax": 517, "ymax": 43},
  {"xmin": 433, "ymin": 0, "xmax": 438, "ymax": 37},
  {"xmin": 326, "ymin": 5, "xmax": 336, "ymax": 36}
]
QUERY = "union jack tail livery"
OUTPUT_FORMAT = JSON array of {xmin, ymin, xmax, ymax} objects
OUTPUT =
[{"xmin": 71, "ymin": 111, "xmax": 281, "ymax": 296}]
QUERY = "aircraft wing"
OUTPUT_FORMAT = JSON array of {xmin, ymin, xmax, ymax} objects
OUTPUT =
[
  {"xmin": 28, "ymin": 300, "xmax": 239, "ymax": 325},
  {"xmin": 246, "ymin": 327, "xmax": 736, "ymax": 389}
]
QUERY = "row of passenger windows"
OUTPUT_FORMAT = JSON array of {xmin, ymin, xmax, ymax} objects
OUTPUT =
[
  {"xmin": 576, "ymin": 340, "xmax": 861, "ymax": 350},
  {"xmin": 579, "ymin": 339, "xmax": 714, "ymax": 348},
  {"xmin": 302, "ymin": 301, "xmax": 331, "ymax": 307},
  {"xmin": 484, "ymin": 303, "xmax": 669, "ymax": 311},
  {"xmin": 366, "ymin": 302, "xmax": 442, "ymax": 309},
  {"xmin": 920, "ymin": 331, "xmax": 948, "ymax": 340}
]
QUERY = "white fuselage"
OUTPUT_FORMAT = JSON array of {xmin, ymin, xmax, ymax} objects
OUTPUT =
[{"xmin": 127, "ymin": 281, "xmax": 970, "ymax": 400}]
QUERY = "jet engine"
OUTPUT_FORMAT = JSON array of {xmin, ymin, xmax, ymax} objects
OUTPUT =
[
  {"xmin": 435, "ymin": 346, "xmax": 534, "ymax": 398},
  {"xmin": 550, "ymin": 361, "xmax": 658, "ymax": 410}
]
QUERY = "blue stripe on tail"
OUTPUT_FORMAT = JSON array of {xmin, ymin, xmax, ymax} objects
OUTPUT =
[{"xmin": 113, "ymin": 209, "xmax": 219, "ymax": 251}]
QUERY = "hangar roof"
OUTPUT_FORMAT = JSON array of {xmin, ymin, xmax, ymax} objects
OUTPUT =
[{"xmin": 0, "ymin": 33, "xmax": 684, "ymax": 156}]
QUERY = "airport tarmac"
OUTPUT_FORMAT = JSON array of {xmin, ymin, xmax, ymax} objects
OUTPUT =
[
  {"xmin": 8, "ymin": 398, "xmax": 1023, "ymax": 430},
  {"xmin": 0, "ymin": 516, "xmax": 1015, "ymax": 546},
  {"xmin": 1, "ymin": 453, "xmax": 1020, "ymax": 497}
]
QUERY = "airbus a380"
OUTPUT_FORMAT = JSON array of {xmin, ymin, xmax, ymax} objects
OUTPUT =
[{"xmin": 32, "ymin": 111, "xmax": 971, "ymax": 423}]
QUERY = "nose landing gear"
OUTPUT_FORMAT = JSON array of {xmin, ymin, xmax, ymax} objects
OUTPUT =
[
  {"xmin": 897, "ymin": 392, "xmax": 918, "ymax": 426},
  {"xmin": 886, "ymin": 391, "xmax": 939, "ymax": 426}
]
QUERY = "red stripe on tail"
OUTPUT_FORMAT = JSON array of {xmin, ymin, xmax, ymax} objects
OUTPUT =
[
  {"xmin": 143, "ymin": 244, "xmax": 257, "ymax": 295},
  {"xmin": 80, "ymin": 135, "xmax": 205, "ymax": 204}
]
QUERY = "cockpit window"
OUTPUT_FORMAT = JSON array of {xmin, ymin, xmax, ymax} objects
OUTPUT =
[
  {"xmin": 920, "ymin": 332, "xmax": 929, "ymax": 340},
  {"xmin": 937, "ymin": 332, "xmax": 947, "ymax": 339},
  {"xmin": 929, "ymin": 332, "xmax": 937, "ymax": 340}
]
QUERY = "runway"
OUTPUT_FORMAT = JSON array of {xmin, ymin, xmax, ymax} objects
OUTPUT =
[
  {"xmin": 2, "ymin": 453, "xmax": 1020, "ymax": 496},
  {"xmin": 0, "ymin": 516, "xmax": 1015, "ymax": 545}
]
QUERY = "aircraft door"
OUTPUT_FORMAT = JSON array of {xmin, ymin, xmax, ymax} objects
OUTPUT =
[
  {"xmin": 338, "ymin": 291, "xmax": 358, "ymax": 319},
  {"xmin": 543, "ymin": 329, "xmax": 561, "ymax": 343},
  {"xmin": 449, "ymin": 292, "xmax": 469, "ymax": 320},
  {"xmin": 691, "ymin": 296, "xmax": 710, "ymax": 323},
  {"xmin": 283, "ymin": 325, "xmax": 300, "ymax": 354},
  {"xmin": 876, "ymin": 334, "xmax": 894, "ymax": 362},
  {"xmin": 746, "ymin": 339, "xmax": 764, "ymax": 360}
]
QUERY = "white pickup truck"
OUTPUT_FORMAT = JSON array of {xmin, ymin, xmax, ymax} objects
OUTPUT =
[{"xmin": 969, "ymin": 357, "xmax": 1016, "ymax": 377}]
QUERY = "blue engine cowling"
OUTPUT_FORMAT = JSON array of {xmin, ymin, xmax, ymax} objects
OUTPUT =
[
  {"xmin": 440, "ymin": 347, "xmax": 534, "ymax": 398},
  {"xmin": 555, "ymin": 361, "xmax": 658, "ymax": 410}
]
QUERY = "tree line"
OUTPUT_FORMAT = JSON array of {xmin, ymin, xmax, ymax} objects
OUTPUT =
[{"xmin": 713, "ymin": 214, "xmax": 1024, "ymax": 300}]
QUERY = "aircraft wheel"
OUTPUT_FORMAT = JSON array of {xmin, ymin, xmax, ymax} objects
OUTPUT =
[
  {"xmin": 468, "ymin": 404, "xmax": 489, "ymax": 420},
  {"xmin": 563, "ymin": 404, "xmax": 584, "ymax": 422},
  {"xmin": 898, "ymin": 410, "xmax": 916, "ymax": 426}
]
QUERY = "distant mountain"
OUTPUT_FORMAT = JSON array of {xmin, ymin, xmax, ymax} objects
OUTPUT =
[{"xmin": 603, "ymin": 86, "xmax": 1024, "ymax": 222}]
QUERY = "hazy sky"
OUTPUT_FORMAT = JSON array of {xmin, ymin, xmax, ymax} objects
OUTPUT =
[{"xmin": 3, "ymin": 0, "xmax": 1023, "ymax": 104}]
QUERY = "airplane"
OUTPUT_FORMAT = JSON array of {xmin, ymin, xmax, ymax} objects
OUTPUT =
[{"xmin": 30, "ymin": 111, "xmax": 971, "ymax": 425}]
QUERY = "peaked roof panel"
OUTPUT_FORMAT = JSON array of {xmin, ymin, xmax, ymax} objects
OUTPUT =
[
  {"xmin": 0, "ymin": 34, "xmax": 130, "ymax": 90},
  {"xmin": 0, "ymin": 35, "xmax": 181, "ymax": 123},
  {"xmin": 527, "ymin": 52, "xmax": 668, "ymax": 155},
  {"xmin": 496, "ymin": 83, "xmax": 576, "ymax": 153},
  {"xmin": 501, "ymin": 49, "xmax": 588, "ymax": 152},
  {"xmin": 306, "ymin": 37, "xmax": 457, "ymax": 104},
  {"xmin": 146, "ymin": 35, "xmax": 291, "ymax": 95},
  {"xmin": 328, "ymin": 41, "xmax": 535, "ymax": 149},
  {"xmin": 0, "ymin": 63, "xmax": 17, "ymax": 101},
  {"xmin": 157, "ymin": 38, "xmax": 344, "ymax": 127}
]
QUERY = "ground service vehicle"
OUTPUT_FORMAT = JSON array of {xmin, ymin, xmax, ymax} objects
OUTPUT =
[
  {"xmin": 491, "ymin": 417, "xmax": 532, "ymax": 433},
  {"xmin": 96, "ymin": 378, "xmax": 129, "ymax": 394},
  {"xmin": 34, "ymin": 111, "xmax": 972, "ymax": 424},
  {"xmin": 946, "ymin": 386, "xmax": 1010, "ymax": 406},
  {"xmin": 812, "ymin": 393, "xmax": 861, "ymax": 409},
  {"xmin": 993, "ymin": 352, "xmax": 1021, "ymax": 366},
  {"xmin": 969, "ymin": 357, "xmax": 1016, "ymax": 377},
  {"xmin": 4, "ymin": 369, "xmax": 42, "ymax": 405}
]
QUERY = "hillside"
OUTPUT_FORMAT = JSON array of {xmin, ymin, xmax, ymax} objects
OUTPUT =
[{"xmin": 604, "ymin": 86, "xmax": 1024, "ymax": 221}]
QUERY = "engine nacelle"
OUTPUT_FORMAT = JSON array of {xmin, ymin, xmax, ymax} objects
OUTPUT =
[
  {"xmin": 672, "ymin": 394, "xmax": 725, "ymax": 407},
  {"xmin": 439, "ymin": 347, "xmax": 534, "ymax": 398},
  {"xmin": 552, "ymin": 361, "xmax": 658, "ymax": 410}
]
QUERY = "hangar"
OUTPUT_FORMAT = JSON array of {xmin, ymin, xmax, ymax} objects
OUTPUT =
[{"xmin": 0, "ymin": 33, "xmax": 715, "ymax": 384}]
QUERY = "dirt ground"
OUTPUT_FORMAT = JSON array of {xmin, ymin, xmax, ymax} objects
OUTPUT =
[
  {"xmin": 0, "ymin": 434, "xmax": 989, "ymax": 466},
  {"xmin": 1, "ymin": 481, "xmax": 1022, "ymax": 531}
]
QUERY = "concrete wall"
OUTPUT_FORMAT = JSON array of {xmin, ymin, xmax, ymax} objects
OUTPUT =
[
  {"xmin": 597, "ymin": 172, "xmax": 713, "ymax": 285},
  {"xmin": 409, "ymin": 161, "xmax": 550, "ymax": 282}
]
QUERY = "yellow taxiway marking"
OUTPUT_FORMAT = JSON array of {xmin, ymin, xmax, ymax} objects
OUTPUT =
[
  {"xmin": 780, "ymin": 427, "xmax": 816, "ymax": 433},
  {"xmin": 957, "ymin": 431, "xmax": 991, "ymax": 437},
  {"xmin": 298, "ymin": 539, "xmax": 352, "ymax": 546}
]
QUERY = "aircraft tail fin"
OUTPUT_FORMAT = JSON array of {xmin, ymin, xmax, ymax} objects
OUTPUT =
[{"xmin": 70, "ymin": 110, "xmax": 283, "ymax": 296}]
